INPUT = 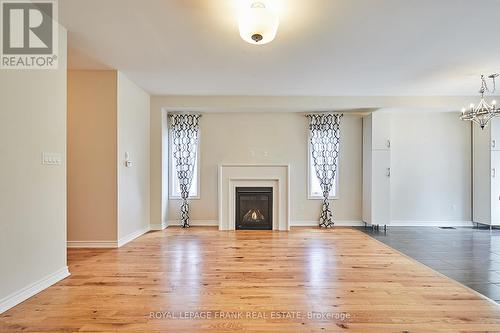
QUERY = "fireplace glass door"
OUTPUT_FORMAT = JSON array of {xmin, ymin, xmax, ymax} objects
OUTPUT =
[{"xmin": 235, "ymin": 187, "xmax": 273, "ymax": 230}]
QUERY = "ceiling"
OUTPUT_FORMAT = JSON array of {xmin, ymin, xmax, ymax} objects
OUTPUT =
[{"xmin": 60, "ymin": 0, "xmax": 500, "ymax": 96}]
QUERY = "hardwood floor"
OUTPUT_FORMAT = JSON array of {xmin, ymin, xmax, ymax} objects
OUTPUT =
[{"xmin": 1, "ymin": 227, "xmax": 500, "ymax": 332}]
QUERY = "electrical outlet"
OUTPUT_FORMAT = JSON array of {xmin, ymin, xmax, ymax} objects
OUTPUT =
[{"xmin": 42, "ymin": 152, "xmax": 62, "ymax": 166}]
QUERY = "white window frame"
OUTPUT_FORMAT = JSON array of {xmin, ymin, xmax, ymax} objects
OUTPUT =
[
  {"xmin": 307, "ymin": 133, "xmax": 339, "ymax": 200},
  {"xmin": 168, "ymin": 129, "xmax": 201, "ymax": 200}
]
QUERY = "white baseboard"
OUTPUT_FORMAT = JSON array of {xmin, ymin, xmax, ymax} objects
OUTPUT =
[
  {"xmin": 117, "ymin": 226, "xmax": 150, "ymax": 247},
  {"xmin": 167, "ymin": 220, "xmax": 219, "ymax": 226},
  {"xmin": 68, "ymin": 226, "xmax": 150, "ymax": 248},
  {"xmin": 293, "ymin": 220, "xmax": 473, "ymax": 227},
  {"xmin": 388, "ymin": 220, "xmax": 473, "ymax": 227},
  {"xmin": 0, "ymin": 266, "xmax": 70, "ymax": 314},
  {"xmin": 152, "ymin": 220, "xmax": 473, "ymax": 229},
  {"xmin": 150, "ymin": 222, "xmax": 167, "ymax": 230},
  {"xmin": 291, "ymin": 220, "xmax": 363, "ymax": 227},
  {"xmin": 166, "ymin": 220, "xmax": 364, "ymax": 227},
  {"xmin": 67, "ymin": 240, "xmax": 117, "ymax": 248}
]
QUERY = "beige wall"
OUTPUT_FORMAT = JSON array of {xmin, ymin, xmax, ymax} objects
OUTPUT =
[
  {"xmin": 117, "ymin": 72, "xmax": 150, "ymax": 238},
  {"xmin": 67, "ymin": 70, "xmax": 118, "ymax": 241},
  {"xmin": 0, "ymin": 28, "xmax": 68, "ymax": 309},
  {"xmin": 68, "ymin": 70, "xmax": 150, "ymax": 242},
  {"xmin": 165, "ymin": 112, "xmax": 363, "ymax": 223},
  {"xmin": 390, "ymin": 112, "xmax": 472, "ymax": 223}
]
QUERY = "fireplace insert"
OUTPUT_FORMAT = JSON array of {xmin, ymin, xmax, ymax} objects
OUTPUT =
[{"xmin": 235, "ymin": 187, "xmax": 273, "ymax": 230}]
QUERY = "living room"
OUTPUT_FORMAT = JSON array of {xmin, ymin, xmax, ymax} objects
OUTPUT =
[{"xmin": 1, "ymin": 1, "xmax": 500, "ymax": 332}]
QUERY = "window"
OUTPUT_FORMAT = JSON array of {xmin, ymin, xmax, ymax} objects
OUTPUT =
[
  {"xmin": 308, "ymin": 142, "xmax": 339, "ymax": 199},
  {"xmin": 169, "ymin": 132, "xmax": 200, "ymax": 199}
]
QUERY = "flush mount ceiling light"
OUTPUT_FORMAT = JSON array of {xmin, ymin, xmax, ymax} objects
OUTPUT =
[
  {"xmin": 238, "ymin": 2, "xmax": 279, "ymax": 45},
  {"xmin": 460, "ymin": 74, "xmax": 500, "ymax": 129}
]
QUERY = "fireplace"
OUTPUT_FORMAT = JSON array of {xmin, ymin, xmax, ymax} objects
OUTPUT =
[
  {"xmin": 235, "ymin": 187, "xmax": 273, "ymax": 230},
  {"xmin": 219, "ymin": 165, "xmax": 289, "ymax": 230}
]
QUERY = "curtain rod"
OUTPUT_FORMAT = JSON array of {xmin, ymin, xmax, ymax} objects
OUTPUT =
[
  {"xmin": 167, "ymin": 111, "xmax": 202, "ymax": 116},
  {"xmin": 303, "ymin": 112, "xmax": 344, "ymax": 116}
]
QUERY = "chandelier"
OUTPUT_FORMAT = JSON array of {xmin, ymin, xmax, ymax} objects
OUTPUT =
[{"xmin": 460, "ymin": 74, "xmax": 499, "ymax": 129}]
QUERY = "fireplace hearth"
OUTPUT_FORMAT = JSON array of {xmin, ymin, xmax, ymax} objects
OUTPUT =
[{"xmin": 235, "ymin": 187, "xmax": 273, "ymax": 230}]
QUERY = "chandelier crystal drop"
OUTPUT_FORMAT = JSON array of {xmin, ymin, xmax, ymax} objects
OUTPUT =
[{"xmin": 460, "ymin": 74, "xmax": 500, "ymax": 129}]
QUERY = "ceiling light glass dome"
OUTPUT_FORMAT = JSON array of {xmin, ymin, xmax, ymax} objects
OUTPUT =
[{"xmin": 238, "ymin": 2, "xmax": 279, "ymax": 45}]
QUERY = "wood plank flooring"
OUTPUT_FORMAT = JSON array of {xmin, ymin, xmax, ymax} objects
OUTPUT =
[{"xmin": 1, "ymin": 227, "xmax": 500, "ymax": 332}]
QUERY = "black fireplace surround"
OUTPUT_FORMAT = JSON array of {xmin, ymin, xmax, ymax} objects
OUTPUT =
[{"xmin": 235, "ymin": 187, "xmax": 273, "ymax": 230}]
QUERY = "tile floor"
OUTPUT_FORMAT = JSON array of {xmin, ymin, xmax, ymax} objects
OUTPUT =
[{"xmin": 358, "ymin": 225, "xmax": 500, "ymax": 303}]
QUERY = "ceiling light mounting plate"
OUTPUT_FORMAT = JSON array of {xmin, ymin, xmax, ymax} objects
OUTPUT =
[{"xmin": 251, "ymin": 2, "xmax": 265, "ymax": 9}]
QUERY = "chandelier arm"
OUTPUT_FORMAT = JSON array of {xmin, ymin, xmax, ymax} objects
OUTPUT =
[{"xmin": 481, "ymin": 75, "xmax": 489, "ymax": 94}]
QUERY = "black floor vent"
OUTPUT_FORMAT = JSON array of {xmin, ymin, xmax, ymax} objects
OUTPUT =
[{"xmin": 439, "ymin": 227, "xmax": 456, "ymax": 229}]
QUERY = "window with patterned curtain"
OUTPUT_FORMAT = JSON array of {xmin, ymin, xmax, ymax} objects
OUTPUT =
[
  {"xmin": 306, "ymin": 113, "xmax": 342, "ymax": 228},
  {"xmin": 169, "ymin": 113, "xmax": 201, "ymax": 228}
]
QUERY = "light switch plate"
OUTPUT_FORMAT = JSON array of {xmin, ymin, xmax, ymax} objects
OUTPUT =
[{"xmin": 42, "ymin": 152, "xmax": 62, "ymax": 166}]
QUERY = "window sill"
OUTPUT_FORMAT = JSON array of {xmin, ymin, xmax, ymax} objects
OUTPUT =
[
  {"xmin": 308, "ymin": 195, "xmax": 339, "ymax": 200},
  {"xmin": 169, "ymin": 195, "xmax": 201, "ymax": 200}
]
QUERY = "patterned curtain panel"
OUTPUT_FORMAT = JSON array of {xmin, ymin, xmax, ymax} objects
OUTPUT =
[
  {"xmin": 306, "ymin": 113, "xmax": 343, "ymax": 228},
  {"xmin": 170, "ymin": 113, "xmax": 201, "ymax": 228}
]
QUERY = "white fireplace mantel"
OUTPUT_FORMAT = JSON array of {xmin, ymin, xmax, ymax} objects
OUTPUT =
[{"xmin": 218, "ymin": 164, "xmax": 290, "ymax": 231}]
